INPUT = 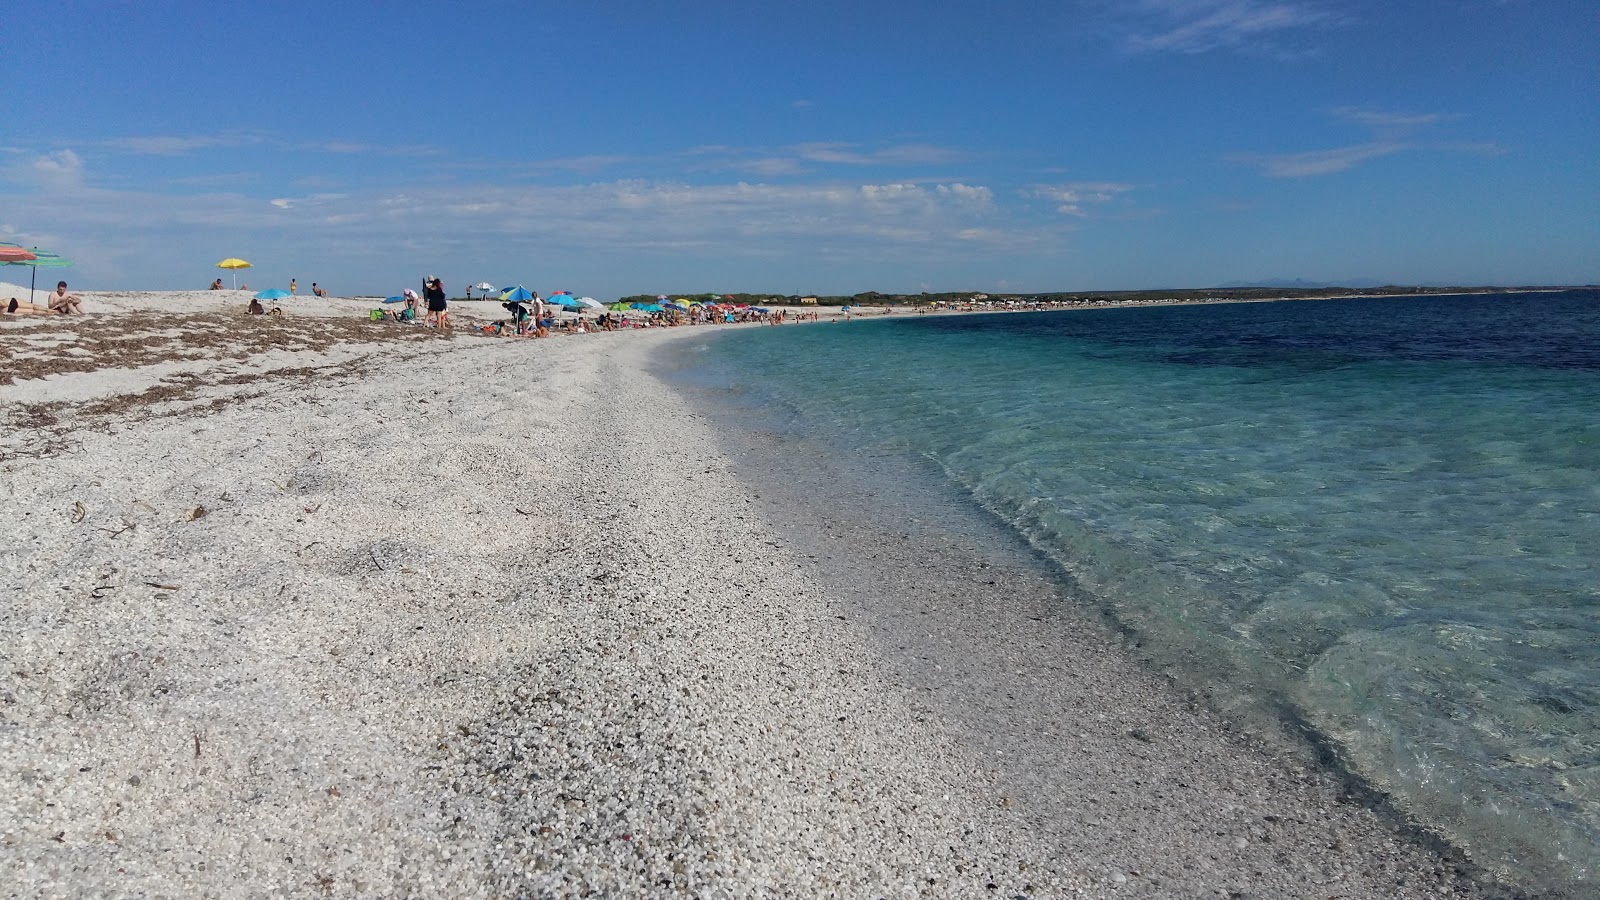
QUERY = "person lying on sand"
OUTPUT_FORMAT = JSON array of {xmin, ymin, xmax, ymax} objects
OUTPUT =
[
  {"xmin": 6, "ymin": 297, "xmax": 59, "ymax": 316},
  {"xmin": 49, "ymin": 281, "xmax": 84, "ymax": 314}
]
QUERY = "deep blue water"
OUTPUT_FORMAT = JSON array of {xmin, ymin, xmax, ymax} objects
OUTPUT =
[{"xmin": 676, "ymin": 291, "xmax": 1600, "ymax": 892}]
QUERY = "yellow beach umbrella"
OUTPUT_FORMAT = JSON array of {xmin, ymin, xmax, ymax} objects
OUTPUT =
[{"xmin": 216, "ymin": 257, "xmax": 251, "ymax": 289}]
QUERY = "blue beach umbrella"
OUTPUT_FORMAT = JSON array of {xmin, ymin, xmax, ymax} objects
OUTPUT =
[
  {"xmin": 383, "ymin": 295, "xmax": 406, "ymax": 304},
  {"xmin": 545, "ymin": 293, "xmax": 580, "ymax": 308},
  {"xmin": 500, "ymin": 285, "xmax": 536, "ymax": 303},
  {"xmin": 255, "ymin": 288, "xmax": 291, "ymax": 300}
]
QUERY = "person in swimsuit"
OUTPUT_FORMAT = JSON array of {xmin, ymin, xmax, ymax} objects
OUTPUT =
[
  {"xmin": 6, "ymin": 297, "xmax": 58, "ymax": 315},
  {"xmin": 48, "ymin": 281, "xmax": 84, "ymax": 314}
]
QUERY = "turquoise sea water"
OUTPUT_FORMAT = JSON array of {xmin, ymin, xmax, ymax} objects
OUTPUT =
[{"xmin": 678, "ymin": 291, "xmax": 1600, "ymax": 893}]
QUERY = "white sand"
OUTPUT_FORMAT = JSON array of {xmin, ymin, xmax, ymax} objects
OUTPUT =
[{"xmin": 0, "ymin": 297, "xmax": 1494, "ymax": 896}]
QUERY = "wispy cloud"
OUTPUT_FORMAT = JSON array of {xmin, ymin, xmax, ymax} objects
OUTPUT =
[
  {"xmin": 688, "ymin": 142, "xmax": 973, "ymax": 177},
  {"xmin": 1236, "ymin": 142, "xmax": 1405, "ymax": 177},
  {"xmin": 101, "ymin": 134, "xmax": 265, "ymax": 155},
  {"xmin": 1330, "ymin": 107, "xmax": 1452, "ymax": 130},
  {"xmin": 1026, "ymin": 181, "xmax": 1137, "ymax": 215},
  {"xmin": 792, "ymin": 142, "xmax": 971, "ymax": 167},
  {"xmin": 90, "ymin": 133, "xmax": 439, "ymax": 159},
  {"xmin": 270, "ymin": 193, "xmax": 351, "ymax": 210},
  {"xmin": 1118, "ymin": 0, "xmax": 1340, "ymax": 55},
  {"xmin": 1236, "ymin": 106, "xmax": 1488, "ymax": 177}
]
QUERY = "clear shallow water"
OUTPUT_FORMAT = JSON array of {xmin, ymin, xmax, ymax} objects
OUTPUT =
[{"xmin": 680, "ymin": 292, "xmax": 1600, "ymax": 892}]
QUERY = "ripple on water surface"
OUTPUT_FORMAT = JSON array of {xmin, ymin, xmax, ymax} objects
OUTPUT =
[{"xmin": 683, "ymin": 291, "xmax": 1600, "ymax": 893}]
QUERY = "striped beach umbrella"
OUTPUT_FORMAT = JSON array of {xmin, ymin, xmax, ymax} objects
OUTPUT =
[{"xmin": 1, "ymin": 244, "xmax": 74, "ymax": 305}]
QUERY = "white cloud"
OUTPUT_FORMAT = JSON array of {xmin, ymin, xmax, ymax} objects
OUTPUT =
[
  {"xmin": 101, "ymin": 134, "xmax": 262, "ymax": 155},
  {"xmin": 1026, "ymin": 181, "xmax": 1136, "ymax": 215},
  {"xmin": 937, "ymin": 183, "xmax": 995, "ymax": 205},
  {"xmin": 1237, "ymin": 106, "xmax": 1472, "ymax": 177},
  {"xmin": 269, "ymin": 193, "xmax": 350, "ymax": 210},
  {"xmin": 1331, "ymin": 107, "xmax": 1451, "ymax": 130},
  {"xmin": 24, "ymin": 150, "xmax": 85, "ymax": 190},
  {"xmin": 792, "ymin": 142, "xmax": 968, "ymax": 167},
  {"xmin": 1120, "ymin": 0, "xmax": 1339, "ymax": 55},
  {"xmin": 1237, "ymin": 142, "xmax": 1406, "ymax": 177}
]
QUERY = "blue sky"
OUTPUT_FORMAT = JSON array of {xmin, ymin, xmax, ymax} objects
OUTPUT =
[{"xmin": 3, "ymin": 0, "xmax": 1595, "ymax": 297}]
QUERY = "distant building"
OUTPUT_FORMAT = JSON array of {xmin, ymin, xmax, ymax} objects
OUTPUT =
[{"xmin": 799, "ymin": 296, "xmax": 818, "ymax": 305}]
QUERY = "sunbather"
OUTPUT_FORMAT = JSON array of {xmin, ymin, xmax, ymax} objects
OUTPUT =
[
  {"xmin": 6, "ymin": 297, "xmax": 58, "ymax": 316},
  {"xmin": 49, "ymin": 281, "xmax": 84, "ymax": 314}
]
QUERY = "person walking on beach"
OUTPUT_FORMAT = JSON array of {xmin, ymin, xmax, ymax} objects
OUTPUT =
[
  {"xmin": 289, "ymin": 278, "xmax": 297, "ymax": 296},
  {"xmin": 48, "ymin": 281, "xmax": 84, "ymax": 314}
]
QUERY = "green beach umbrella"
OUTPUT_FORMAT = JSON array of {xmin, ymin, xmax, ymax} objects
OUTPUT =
[{"xmin": 0, "ymin": 244, "xmax": 75, "ymax": 305}]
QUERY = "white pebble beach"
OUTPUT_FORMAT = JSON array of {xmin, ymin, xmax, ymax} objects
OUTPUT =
[{"xmin": 1, "ymin": 287, "xmax": 1497, "ymax": 897}]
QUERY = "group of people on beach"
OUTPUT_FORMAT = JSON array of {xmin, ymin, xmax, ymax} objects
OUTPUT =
[
  {"xmin": 373, "ymin": 277, "xmax": 450, "ymax": 327},
  {"xmin": 211, "ymin": 278, "xmax": 328, "ymax": 296},
  {"xmin": 4, "ymin": 282, "xmax": 83, "ymax": 316}
]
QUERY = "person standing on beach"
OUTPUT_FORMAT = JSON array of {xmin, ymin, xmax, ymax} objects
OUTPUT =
[{"xmin": 424, "ymin": 276, "xmax": 449, "ymax": 328}]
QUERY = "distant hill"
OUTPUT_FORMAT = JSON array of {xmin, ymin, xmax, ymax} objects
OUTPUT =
[{"xmin": 1216, "ymin": 277, "xmax": 1385, "ymax": 290}]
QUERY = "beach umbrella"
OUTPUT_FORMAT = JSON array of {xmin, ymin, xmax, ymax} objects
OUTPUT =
[
  {"xmin": 216, "ymin": 257, "xmax": 251, "ymax": 289},
  {"xmin": 254, "ymin": 288, "xmax": 291, "ymax": 300},
  {"xmin": 545, "ymin": 293, "xmax": 580, "ymax": 308},
  {"xmin": 500, "ymin": 285, "xmax": 536, "ymax": 303},
  {"xmin": 1, "ymin": 245, "xmax": 75, "ymax": 304},
  {"xmin": 574, "ymin": 296, "xmax": 604, "ymax": 310},
  {"xmin": 476, "ymin": 282, "xmax": 495, "ymax": 292},
  {"xmin": 383, "ymin": 295, "xmax": 406, "ymax": 304},
  {"xmin": 0, "ymin": 246, "xmax": 37, "ymax": 262},
  {"xmin": 607, "ymin": 302, "xmax": 631, "ymax": 312}
]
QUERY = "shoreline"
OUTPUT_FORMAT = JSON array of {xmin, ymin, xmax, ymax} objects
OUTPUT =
[
  {"xmin": 2, "ymin": 304, "xmax": 1506, "ymax": 895},
  {"xmin": 655, "ymin": 332, "xmax": 1509, "ymax": 896}
]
